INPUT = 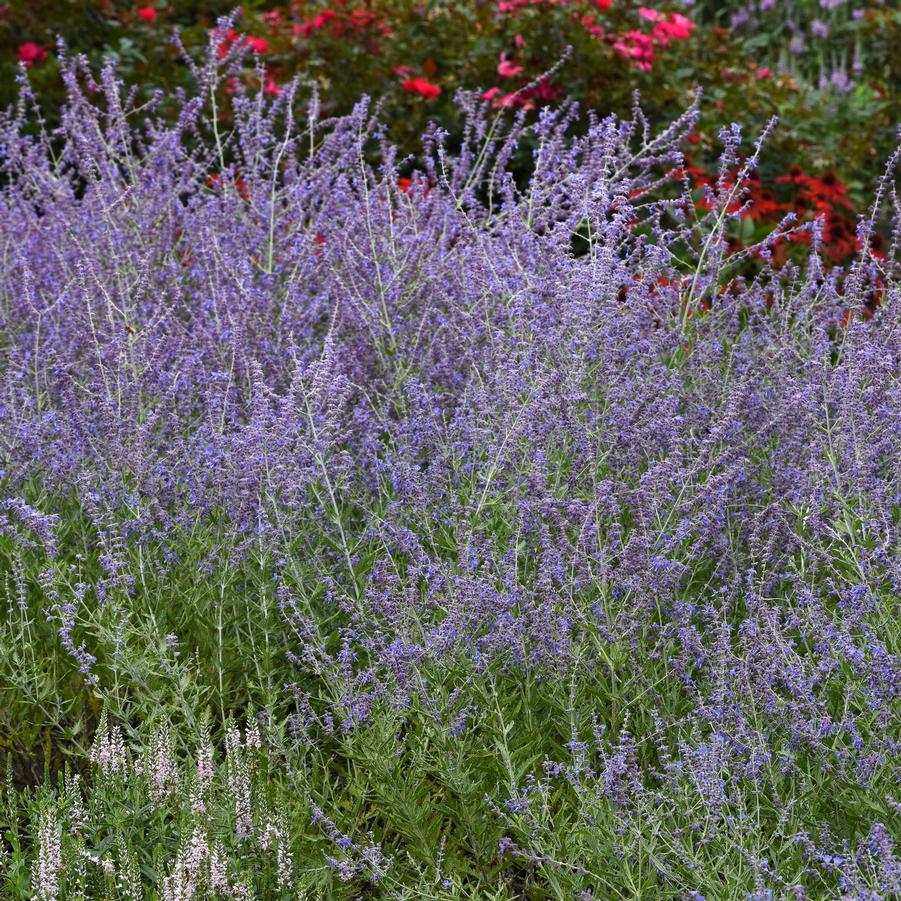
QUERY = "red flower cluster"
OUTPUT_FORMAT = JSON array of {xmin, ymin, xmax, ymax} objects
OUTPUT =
[
  {"xmin": 136, "ymin": 6, "xmax": 157, "ymax": 23},
  {"xmin": 295, "ymin": 8, "xmax": 337, "ymax": 36},
  {"xmin": 497, "ymin": 52, "xmax": 524, "ymax": 78},
  {"xmin": 294, "ymin": 6, "xmax": 390, "ymax": 38},
  {"xmin": 638, "ymin": 7, "xmax": 693, "ymax": 40},
  {"xmin": 774, "ymin": 167, "xmax": 867, "ymax": 264},
  {"xmin": 207, "ymin": 172, "xmax": 251, "ymax": 201},
  {"xmin": 776, "ymin": 167, "xmax": 852, "ymax": 213},
  {"xmin": 612, "ymin": 9, "xmax": 694, "ymax": 70},
  {"xmin": 214, "ymin": 28, "xmax": 270, "ymax": 58},
  {"xmin": 17, "ymin": 42, "xmax": 47, "ymax": 67},
  {"xmin": 482, "ymin": 39, "xmax": 574, "ymax": 110},
  {"xmin": 483, "ymin": 79, "xmax": 562, "ymax": 110},
  {"xmin": 497, "ymin": 0, "xmax": 569, "ymax": 13},
  {"xmin": 403, "ymin": 77, "xmax": 441, "ymax": 99},
  {"xmin": 675, "ymin": 156, "xmax": 871, "ymax": 268},
  {"xmin": 397, "ymin": 174, "xmax": 432, "ymax": 196}
]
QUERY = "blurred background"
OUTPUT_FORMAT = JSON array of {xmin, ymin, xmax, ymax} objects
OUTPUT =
[{"xmin": 2, "ymin": 1, "xmax": 898, "ymax": 229}]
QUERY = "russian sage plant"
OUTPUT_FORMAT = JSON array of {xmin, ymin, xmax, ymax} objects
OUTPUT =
[{"xmin": 0, "ymin": 39, "xmax": 899, "ymax": 899}]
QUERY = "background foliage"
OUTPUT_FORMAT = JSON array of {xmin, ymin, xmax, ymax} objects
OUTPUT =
[{"xmin": 1, "ymin": 0, "xmax": 899, "ymax": 206}]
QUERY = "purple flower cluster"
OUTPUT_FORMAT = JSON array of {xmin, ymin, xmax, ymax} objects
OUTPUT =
[
  {"xmin": 721, "ymin": 0, "xmax": 875, "ymax": 92},
  {"xmin": 1, "ymin": 45, "xmax": 899, "ymax": 895}
]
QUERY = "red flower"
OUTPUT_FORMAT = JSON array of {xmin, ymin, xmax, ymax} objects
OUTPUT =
[
  {"xmin": 397, "ymin": 175, "xmax": 432, "ymax": 196},
  {"xmin": 612, "ymin": 30, "xmax": 656, "ymax": 70},
  {"xmin": 859, "ymin": 232, "xmax": 886, "ymax": 262},
  {"xmin": 402, "ymin": 77, "xmax": 441, "ymax": 99},
  {"xmin": 653, "ymin": 13, "xmax": 694, "ymax": 42},
  {"xmin": 525, "ymin": 80, "xmax": 561, "ymax": 102},
  {"xmin": 746, "ymin": 188, "xmax": 784, "ymax": 223},
  {"xmin": 312, "ymin": 9, "xmax": 337, "ymax": 30},
  {"xmin": 484, "ymin": 78, "xmax": 560, "ymax": 110},
  {"xmin": 617, "ymin": 9, "xmax": 694, "ymax": 68},
  {"xmin": 497, "ymin": 53, "xmax": 524, "ymax": 78},
  {"xmin": 136, "ymin": 6, "xmax": 157, "ymax": 23},
  {"xmin": 216, "ymin": 28, "xmax": 236, "ymax": 57},
  {"xmin": 350, "ymin": 8, "xmax": 379, "ymax": 28},
  {"xmin": 17, "ymin": 42, "xmax": 47, "ymax": 67},
  {"xmin": 579, "ymin": 12, "xmax": 605, "ymax": 37},
  {"xmin": 809, "ymin": 171, "xmax": 851, "ymax": 208},
  {"xmin": 245, "ymin": 36, "xmax": 270, "ymax": 54},
  {"xmin": 215, "ymin": 28, "xmax": 269, "ymax": 57},
  {"xmin": 208, "ymin": 173, "xmax": 250, "ymax": 200}
]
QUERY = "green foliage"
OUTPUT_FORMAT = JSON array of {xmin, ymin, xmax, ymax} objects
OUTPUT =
[{"xmin": 1, "ymin": 478, "xmax": 898, "ymax": 897}]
